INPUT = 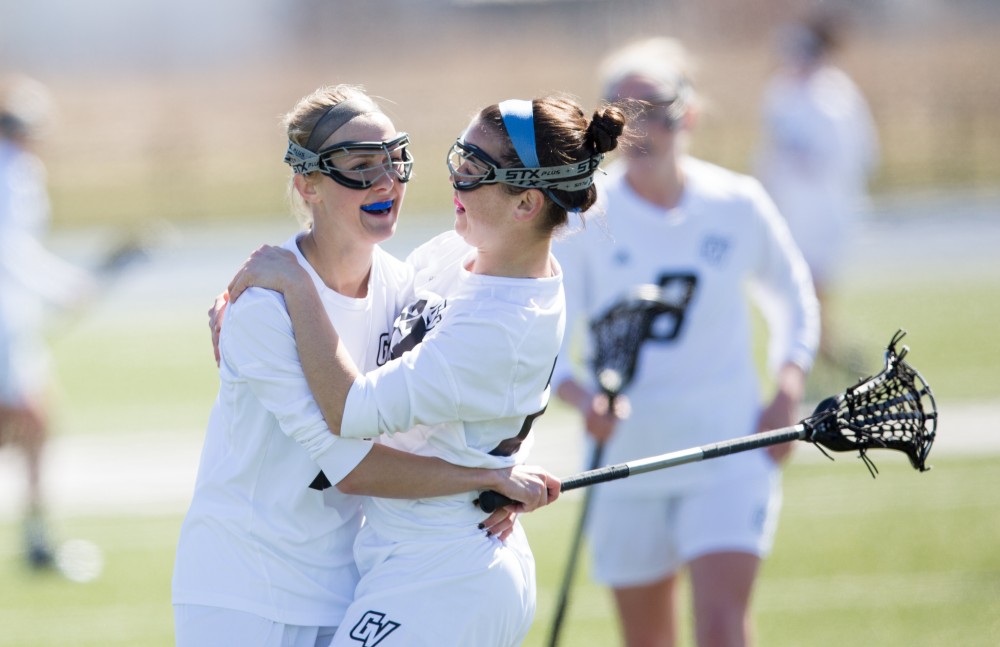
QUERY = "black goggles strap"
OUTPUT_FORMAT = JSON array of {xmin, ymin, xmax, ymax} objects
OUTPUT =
[{"xmin": 304, "ymin": 96, "xmax": 379, "ymax": 152}]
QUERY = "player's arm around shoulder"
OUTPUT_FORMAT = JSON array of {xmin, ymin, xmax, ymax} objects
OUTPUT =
[
  {"xmin": 228, "ymin": 251, "xmax": 362, "ymax": 438},
  {"xmin": 342, "ymin": 307, "xmax": 521, "ymax": 439}
]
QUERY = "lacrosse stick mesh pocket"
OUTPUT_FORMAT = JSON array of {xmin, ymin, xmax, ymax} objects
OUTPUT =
[{"xmin": 806, "ymin": 330, "xmax": 937, "ymax": 473}]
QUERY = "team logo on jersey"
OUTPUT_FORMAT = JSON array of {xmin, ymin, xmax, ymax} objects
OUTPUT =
[
  {"xmin": 613, "ymin": 247, "xmax": 631, "ymax": 266},
  {"xmin": 700, "ymin": 234, "xmax": 731, "ymax": 265},
  {"xmin": 376, "ymin": 332, "xmax": 393, "ymax": 366},
  {"xmin": 349, "ymin": 610, "xmax": 400, "ymax": 646},
  {"xmin": 383, "ymin": 297, "xmax": 448, "ymax": 362}
]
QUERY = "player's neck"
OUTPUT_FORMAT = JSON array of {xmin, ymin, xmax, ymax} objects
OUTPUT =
[
  {"xmin": 626, "ymin": 158, "xmax": 685, "ymax": 210},
  {"xmin": 298, "ymin": 230, "xmax": 373, "ymax": 298},
  {"xmin": 469, "ymin": 236, "xmax": 553, "ymax": 279}
]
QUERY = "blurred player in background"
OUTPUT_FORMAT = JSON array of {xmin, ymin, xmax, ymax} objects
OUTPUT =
[
  {"xmin": 174, "ymin": 85, "xmax": 558, "ymax": 647},
  {"xmin": 0, "ymin": 75, "xmax": 95, "ymax": 569},
  {"xmin": 552, "ymin": 38, "xmax": 819, "ymax": 646},
  {"xmin": 223, "ymin": 94, "xmax": 624, "ymax": 646},
  {"xmin": 754, "ymin": 10, "xmax": 879, "ymax": 366}
]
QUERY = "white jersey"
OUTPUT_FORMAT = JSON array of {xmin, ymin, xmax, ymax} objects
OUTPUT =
[
  {"xmin": 172, "ymin": 234, "xmax": 414, "ymax": 627},
  {"xmin": 342, "ymin": 230, "xmax": 565, "ymax": 540},
  {"xmin": 329, "ymin": 230, "xmax": 562, "ymax": 647},
  {"xmin": 553, "ymin": 158, "xmax": 819, "ymax": 495},
  {"xmin": 755, "ymin": 65, "xmax": 879, "ymax": 284}
]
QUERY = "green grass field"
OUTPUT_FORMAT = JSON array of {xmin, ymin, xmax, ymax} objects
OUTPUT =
[
  {"xmin": 0, "ymin": 269, "xmax": 997, "ymax": 645},
  {"xmin": 1, "ymin": 455, "xmax": 998, "ymax": 647}
]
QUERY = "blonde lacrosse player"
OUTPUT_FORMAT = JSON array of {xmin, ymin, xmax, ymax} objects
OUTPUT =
[
  {"xmin": 551, "ymin": 38, "xmax": 820, "ymax": 647},
  {"xmin": 172, "ymin": 85, "xmax": 558, "ymax": 647}
]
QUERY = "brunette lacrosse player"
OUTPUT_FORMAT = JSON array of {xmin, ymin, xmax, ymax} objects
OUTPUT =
[
  {"xmin": 173, "ymin": 85, "xmax": 558, "ymax": 647},
  {"xmin": 551, "ymin": 38, "xmax": 820, "ymax": 647},
  {"xmin": 224, "ymin": 95, "xmax": 624, "ymax": 647}
]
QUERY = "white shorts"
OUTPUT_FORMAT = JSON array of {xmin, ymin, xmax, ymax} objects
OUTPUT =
[
  {"xmin": 173, "ymin": 605, "xmax": 337, "ymax": 647},
  {"xmin": 587, "ymin": 463, "xmax": 782, "ymax": 588},
  {"xmin": 330, "ymin": 523, "xmax": 536, "ymax": 647},
  {"xmin": 0, "ymin": 329, "xmax": 49, "ymax": 405}
]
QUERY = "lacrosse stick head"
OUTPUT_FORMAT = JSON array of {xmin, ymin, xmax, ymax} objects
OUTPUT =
[
  {"xmin": 590, "ymin": 284, "xmax": 697, "ymax": 398},
  {"xmin": 590, "ymin": 283, "xmax": 692, "ymax": 398},
  {"xmin": 96, "ymin": 217, "xmax": 178, "ymax": 279},
  {"xmin": 804, "ymin": 330, "xmax": 937, "ymax": 473}
]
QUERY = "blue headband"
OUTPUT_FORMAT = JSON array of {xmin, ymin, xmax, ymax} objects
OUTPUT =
[{"xmin": 498, "ymin": 99, "xmax": 540, "ymax": 168}]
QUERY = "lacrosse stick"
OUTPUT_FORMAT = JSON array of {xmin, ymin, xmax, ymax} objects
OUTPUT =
[
  {"xmin": 51, "ymin": 218, "xmax": 176, "ymax": 309},
  {"xmin": 547, "ymin": 281, "xmax": 696, "ymax": 647},
  {"xmin": 47, "ymin": 218, "xmax": 177, "ymax": 340},
  {"xmin": 481, "ymin": 329, "xmax": 936, "ymax": 514},
  {"xmin": 92, "ymin": 218, "xmax": 176, "ymax": 285}
]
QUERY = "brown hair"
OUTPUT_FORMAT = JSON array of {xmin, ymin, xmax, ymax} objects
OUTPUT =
[
  {"xmin": 0, "ymin": 75, "xmax": 54, "ymax": 142},
  {"xmin": 804, "ymin": 9, "xmax": 847, "ymax": 57},
  {"xmin": 478, "ymin": 95, "xmax": 626, "ymax": 233}
]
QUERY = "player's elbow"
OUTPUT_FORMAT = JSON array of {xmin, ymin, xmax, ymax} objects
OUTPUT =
[{"xmin": 334, "ymin": 471, "xmax": 367, "ymax": 496}]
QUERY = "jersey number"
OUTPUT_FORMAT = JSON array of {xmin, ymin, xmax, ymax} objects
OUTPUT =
[{"xmin": 646, "ymin": 272, "xmax": 698, "ymax": 343}]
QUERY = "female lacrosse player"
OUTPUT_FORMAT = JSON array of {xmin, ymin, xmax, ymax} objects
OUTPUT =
[
  {"xmin": 172, "ymin": 85, "xmax": 558, "ymax": 647},
  {"xmin": 754, "ymin": 10, "xmax": 879, "ymax": 364},
  {"xmin": 551, "ymin": 38, "xmax": 819, "ymax": 647},
  {"xmin": 225, "ymin": 95, "xmax": 625, "ymax": 646},
  {"xmin": 0, "ymin": 76, "xmax": 95, "ymax": 570}
]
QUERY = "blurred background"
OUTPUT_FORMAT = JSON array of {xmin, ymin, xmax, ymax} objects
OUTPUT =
[
  {"xmin": 0, "ymin": 0, "xmax": 998, "ymax": 645},
  {"xmin": 1, "ymin": 0, "xmax": 998, "ymax": 226}
]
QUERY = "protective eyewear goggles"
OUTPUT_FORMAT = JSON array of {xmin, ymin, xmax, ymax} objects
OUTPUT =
[
  {"xmin": 633, "ymin": 99, "xmax": 687, "ymax": 130},
  {"xmin": 446, "ymin": 140, "xmax": 603, "ymax": 192},
  {"xmin": 615, "ymin": 80, "xmax": 691, "ymax": 131},
  {"xmin": 284, "ymin": 133, "xmax": 414, "ymax": 190}
]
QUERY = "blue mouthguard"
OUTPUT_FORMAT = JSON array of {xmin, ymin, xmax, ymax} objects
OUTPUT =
[{"xmin": 361, "ymin": 200, "xmax": 394, "ymax": 212}]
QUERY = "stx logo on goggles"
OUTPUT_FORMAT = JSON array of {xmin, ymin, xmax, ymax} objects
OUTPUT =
[
  {"xmin": 499, "ymin": 168, "xmax": 545, "ymax": 180},
  {"xmin": 495, "ymin": 160, "xmax": 602, "ymax": 187}
]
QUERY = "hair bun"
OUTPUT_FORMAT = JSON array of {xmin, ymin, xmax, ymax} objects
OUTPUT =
[{"xmin": 587, "ymin": 105, "xmax": 626, "ymax": 154}]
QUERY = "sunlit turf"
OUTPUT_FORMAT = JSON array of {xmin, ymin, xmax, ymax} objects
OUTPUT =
[
  {"xmin": 825, "ymin": 278, "xmax": 1000, "ymax": 402},
  {"xmin": 1, "ymin": 456, "xmax": 997, "ymax": 646},
  {"xmin": 522, "ymin": 455, "xmax": 1000, "ymax": 647},
  {"xmin": 48, "ymin": 321, "xmax": 219, "ymax": 438}
]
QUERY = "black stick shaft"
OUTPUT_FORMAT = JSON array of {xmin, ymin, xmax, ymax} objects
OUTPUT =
[
  {"xmin": 477, "ymin": 424, "xmax": 807, "ymax": 512},
  {"xmin": 546, "ymin": 443, "xmax": 604, "ymax": 647},
  {"xmin": 591, "ymin": 424, "xmax": 808, "ymax": 486}
]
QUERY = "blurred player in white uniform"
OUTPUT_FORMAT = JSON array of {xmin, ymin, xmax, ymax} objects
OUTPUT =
[
  {"xmin": 226, "ymin": 96, "xmax": 625, "ymax": 646},
  {"xmin": 755, "ymin": 11, "xmax": 878, "ymax": 361},
  {"xmin": 0, "ymin": 76, "xmax": 94, "ymax": 569},
  {"xmin": 172, "ymin": 86, "xmax": 556, "ymax": 647},
  {"xmin": 552, "ymin": 39, "xmax": 819, "ymax": 647}
]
